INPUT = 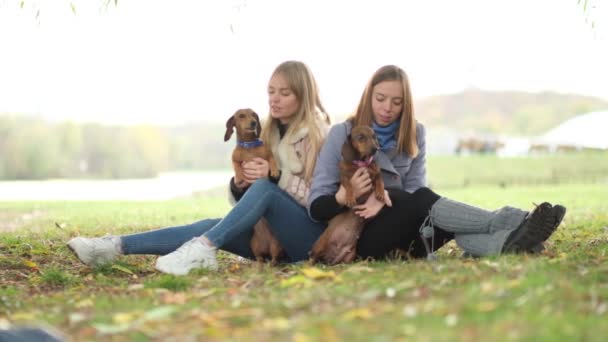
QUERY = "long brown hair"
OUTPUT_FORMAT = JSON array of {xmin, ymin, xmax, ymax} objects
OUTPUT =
[
  {"xmin": 350, "ymin": 65, "xmax": 418, "ymax": 157},
  {"xmin": 260, "ymin": 61, "xmax": 331, "ymax": 183}
]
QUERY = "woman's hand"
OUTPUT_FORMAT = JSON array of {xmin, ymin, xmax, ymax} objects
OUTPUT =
[
  {"xmin": 241, "ymin": 157, "xmax": 270, "ymax": 184},
  {"xmin": 336, "ymin": 167, "xmax": 372, "ymax": 205},
  {"xmin": 335, "ymin": 168, "xmax": 373, "ymax": 206},
  {"xmin": 233, "ymin": 174, "xmax": 249, "ymax": 190},
  {"xmin": 353, "ymin": 190, "xmax": 392, "ymax": 219},
  {"xmin": 350, "ymin": 167, "xmax": 372, "ymax": 199}
]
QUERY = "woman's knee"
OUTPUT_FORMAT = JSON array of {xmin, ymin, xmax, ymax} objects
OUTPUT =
[
  {"xmin": 247, "ymin": 178, "xmax": 281, "ymax": 197},
  {"xmin": 411, "ymin": 187, "xmax": 441, "ymax": 211}
]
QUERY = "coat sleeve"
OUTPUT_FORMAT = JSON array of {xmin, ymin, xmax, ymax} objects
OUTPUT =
[
  {"xmin": 403, "ymin": 123, "xmax": 427, "ymax": 193},
  {"xmin": 307, "ymin": 123, "xmax": 348, "ymax": 222}
]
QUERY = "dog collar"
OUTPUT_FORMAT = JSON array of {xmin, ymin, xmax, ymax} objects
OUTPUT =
[
  {"xmin": 237, "ymin": 140, "xmax": 264, "ymax": 148},
  {"xmin": 352, "ymin": 156, "xmax": 374, "ymax": 168}
]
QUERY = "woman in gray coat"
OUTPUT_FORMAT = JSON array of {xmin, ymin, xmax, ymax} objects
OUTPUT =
[{"xmin": 308, "ymin": 65, "xmax": 565, "ymax": 259}]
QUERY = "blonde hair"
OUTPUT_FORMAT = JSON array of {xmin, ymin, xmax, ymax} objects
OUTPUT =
[
  {"xmin": 260, "ymin": 61, "xmax": 331, "ymax": 183},
  {"xmin": 350, "ymin": 65, "xmax": 418, "ymax": 157}
]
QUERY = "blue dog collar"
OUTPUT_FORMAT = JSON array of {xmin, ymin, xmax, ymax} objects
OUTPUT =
[{"xmin": 237, "ymin": 140, "xmax": 264, "ymax": 148}]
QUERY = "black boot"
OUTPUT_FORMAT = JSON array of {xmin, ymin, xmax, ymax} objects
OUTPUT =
[{"xmin": 502, "ymin": 202, "xmax": 566, "ymax": 253}]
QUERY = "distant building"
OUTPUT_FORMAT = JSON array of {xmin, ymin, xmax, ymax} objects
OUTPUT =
[{"xmin": 532, "ymin": 111, "xmax": 608, "ymax": 151}]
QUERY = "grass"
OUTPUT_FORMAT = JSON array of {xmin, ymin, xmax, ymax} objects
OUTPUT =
[
  {"xmin": 0, "ymin": 180, "xmax": 607, "ymax": 340},
  {"xmin": 427, "ymin": 151, "xmax": 608, "ymax": 188}
]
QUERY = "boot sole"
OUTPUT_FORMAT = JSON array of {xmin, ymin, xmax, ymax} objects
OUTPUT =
[
  {"xmin": 517, "ymin": 205, "xmax": 566, "ymax": 254},
  {"xmin": 503, "ymin": 205, "xmax": 566, "ymax": 253}
]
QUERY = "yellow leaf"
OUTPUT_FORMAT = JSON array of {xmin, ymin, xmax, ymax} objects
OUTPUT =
[
  {"xmin": 75, "ymin": 299, "xmax": 94, "ymax": 308},
  {"xmin": 301, "ymin": 267, "xmax": 337, "ymax": 280},
  {"xmin": 342, "ymin": 308, "xmax": 372, "ymax": 320},
  {"xmin": 476, "ymin": 301, "xmax": 497, "ymax": 312},
  {"xmin": 111, "ymin": 264, "xmax": 133, "ymax": 275},
  {"xmin": 22, "ymin": 259, "xmax": 38, "ymax": 269},
  {"xmin": 480, "ymin": 281, "xmax": 495, "ymax": 293},
  {"xmin": 113, "ymin": 312, "xmax": 138, "ymax": 324},
  {"xmin": 262, "ymin": 317, "xmax": 290, "ymax": 331},
  {"xmin": 507, "ymin": 279, "xmax": 521, "ymax": 288},
  {"xmin": 11, "ymin": 312, "xmax": 37, "ymax": 321},
  {"xmin": 345, "ymin": 265, "xmax": 374, "ymax": 273},
  {"xmin": 293, "ymin": 332, "xmax": 312, "ymax": 342},
  {"xmin": 142, "ymin": 306, "xmax": 178, "ymax": 321},
  {"xmin": 280, "ymin": 275, "xmax": 311, "ymax": 288}
]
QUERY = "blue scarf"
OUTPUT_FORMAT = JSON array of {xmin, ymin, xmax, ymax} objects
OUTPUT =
[{"xmin": 372, "ymin": 120, "xmax": 400, "ymax": 151}]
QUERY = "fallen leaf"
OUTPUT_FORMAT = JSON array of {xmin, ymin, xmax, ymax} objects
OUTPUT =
[
  {"xmin": 301, "ymin": 267, "xmax": 337, "ymax": 280},
  {"xmin": 445, "ymin": 314, "xmax": 458, "ymax": 327},
  {"xmin": 161, "ymin": 292, "xmax": 187, "ymax": 305},
  {"xmin": 142, "ymin": 306, "xmax": 178, "ymax": 321},
  {"xmin": 293, "ymin": 332, "xmax": 312, "ymax": 342},
  {"xmin": 113, "ymin": 312, "xmax": 138, "ymax": 325},
  {"xmin": 228, "ymin": 263, "xmax": 241, "ymax": 272},
  {"xmin": 280, "ymin": 275, "xmax": 311, "ymax": 288},
  {"xmin": 476, "ymin": 301, "xmax": 497, "ymax": 312},
  {"xmin": 480, "ymin": 281, "xmax": 495, "ymax": 293},
  {"xmin": 11, "ymin": 312, "xmax": 37, "ymax": 321},
  {"xmin": 261, "ymin": 317, "xmax": 290, "ymax": 331},
  {"xmin": 403, "ymin": 305, "xmax": 418, "ymax": 318},
  {"xmin": 75, "ymin": 299, "xmax": 94, "ymax": 308},
  {"xmin": 68, "ymin": 312, "xmax": 87, "ymax": 325},
  {"xmin": 344, "ymin": 265, "xmax": 374, "ymax": 273},
  {"xmin": 111, "ymin": 264, "xmax": 133, "ymax": 275},
  {"xmin": 93, "ymin": 323, "xmax": 130, "ymax": 335},
  {"xmin": 342, "ymin": 308, "xmax": 372, "ymax": 320},
  {"xmin": 22, "ymin": 259, "xmax": 38, "ymax": 270},
  {"xmin": 128, "ymin": 284, "xmax": 144, "ymax": 291}
]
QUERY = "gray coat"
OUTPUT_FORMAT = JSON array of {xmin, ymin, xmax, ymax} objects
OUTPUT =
[{"xmin": 307, "ymin": 120, "xmax": 427, "ymax": 220}]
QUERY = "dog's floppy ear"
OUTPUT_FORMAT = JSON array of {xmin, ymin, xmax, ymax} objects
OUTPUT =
[
  {"xmin": 341, "ymin": 134, "xmax": 357, "ymax": 162},
  {"xmin": 253, "ymin": 111, "xmax": 262, "ymax": 137},
  {"xmin": 224, "ymin": 116, "xmax": 236, "ymax": 141}
]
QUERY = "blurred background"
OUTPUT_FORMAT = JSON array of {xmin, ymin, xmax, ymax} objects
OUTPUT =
[{"xmin": 0, "ymin": 0, "xmax": 607, "ymax": 200}]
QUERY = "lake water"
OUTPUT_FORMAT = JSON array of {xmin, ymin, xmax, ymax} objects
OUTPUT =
[{"xmin": 0, "ymin": 171, "xmax": 233, "ymax": 201}]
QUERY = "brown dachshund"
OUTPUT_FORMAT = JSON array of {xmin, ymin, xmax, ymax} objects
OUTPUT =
[
  {"xmin": 224, "ymin": 108, "xmax": 285, "ymax": 265},
  {"xmin": 310, "ymin": 125, "xmax": 385, "ymax": 265}
]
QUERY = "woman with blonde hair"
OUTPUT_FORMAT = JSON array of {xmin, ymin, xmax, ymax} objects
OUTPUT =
[
  {"xmin": 68, "ymin": 60, "xmax": 330, "ymax": 275},
  {"xmin": 309, "ymin": 65, "xmax": 566, "ymax": 260}
]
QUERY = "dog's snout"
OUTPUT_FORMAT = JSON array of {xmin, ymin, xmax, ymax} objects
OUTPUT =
[
  {"xmin": 370, "ymin": 146, "xmax": 378, "ymax": 156},
  {"xmin": 249, "ymin": 120, "xmax": 257, "ymax": 129}
]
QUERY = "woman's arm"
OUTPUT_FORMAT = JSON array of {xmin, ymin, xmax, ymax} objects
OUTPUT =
[
  {"xmin": 307, "ymin": 124, "xmax": 348, "ymax": 222},
  {"xmin": 403, "ymin": 123, "xmax": 427, "ymax": 193}
]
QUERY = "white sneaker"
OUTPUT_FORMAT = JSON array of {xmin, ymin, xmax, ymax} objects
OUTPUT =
[
  {"xmin": 67, "ymin": 236, "xmax": 121, "ymax": 266},
  {"xmin": 154, "ymin": 238, "xmax": 218, "ymax": 275}
]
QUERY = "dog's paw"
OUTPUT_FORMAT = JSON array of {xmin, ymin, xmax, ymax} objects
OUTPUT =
[{"xmin": 345, "ymin": 199, "xmax": 357, "ymax": 208}]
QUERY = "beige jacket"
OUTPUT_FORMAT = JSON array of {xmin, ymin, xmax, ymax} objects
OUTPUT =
[
  {"xmin": 228, "ymin": 124, "xmax": 323, "ymax": 207},
  {"xmin": 269, "ymin": 126, "xmax": 312, "ymax": 207}
]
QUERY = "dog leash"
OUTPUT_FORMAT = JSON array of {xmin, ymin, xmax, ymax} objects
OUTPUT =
[
  {"xmin": 237, "ymin": 140, "xmax": 264, "ymax": 148},
  {"xmin": 419, "ymin": 211, "xmax": 437, "ymax": 261}
]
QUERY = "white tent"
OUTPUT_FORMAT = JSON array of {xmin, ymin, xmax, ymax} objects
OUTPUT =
[{"xmin": 535, "ymin": 111, "xmax": 608, "ymax": 150}]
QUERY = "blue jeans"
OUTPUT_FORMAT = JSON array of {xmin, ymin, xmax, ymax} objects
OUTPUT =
[{"xmin": 121, "ymin": 179, "xmax": 326, "ymax": 262}]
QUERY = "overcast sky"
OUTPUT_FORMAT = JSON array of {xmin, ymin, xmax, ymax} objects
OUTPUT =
[{"xmin": 0, "ymin": 0, "xmax": 606, "ymax": 124}]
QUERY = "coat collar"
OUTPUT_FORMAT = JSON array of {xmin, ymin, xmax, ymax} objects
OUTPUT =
[{"xmin": 271, "ymin": 124, "xmax": 309, "ymax": 145}]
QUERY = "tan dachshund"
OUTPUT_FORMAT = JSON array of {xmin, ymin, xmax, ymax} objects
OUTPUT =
[
  {"xmin": 310, "ymin": 125, "xmax": 385, "ymax": 265},
  {"xmin": 224, "ymin": 108, "xmax": 284, "ymax": 265}
]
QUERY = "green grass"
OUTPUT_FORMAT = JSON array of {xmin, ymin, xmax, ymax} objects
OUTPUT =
[
  {"xmin": 1, "ymin": 179, "xmax": 607, "ymax": 340},
  {"xmin": 427, "ymin": 151, "xmax": 608, "ymax": 188}
]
